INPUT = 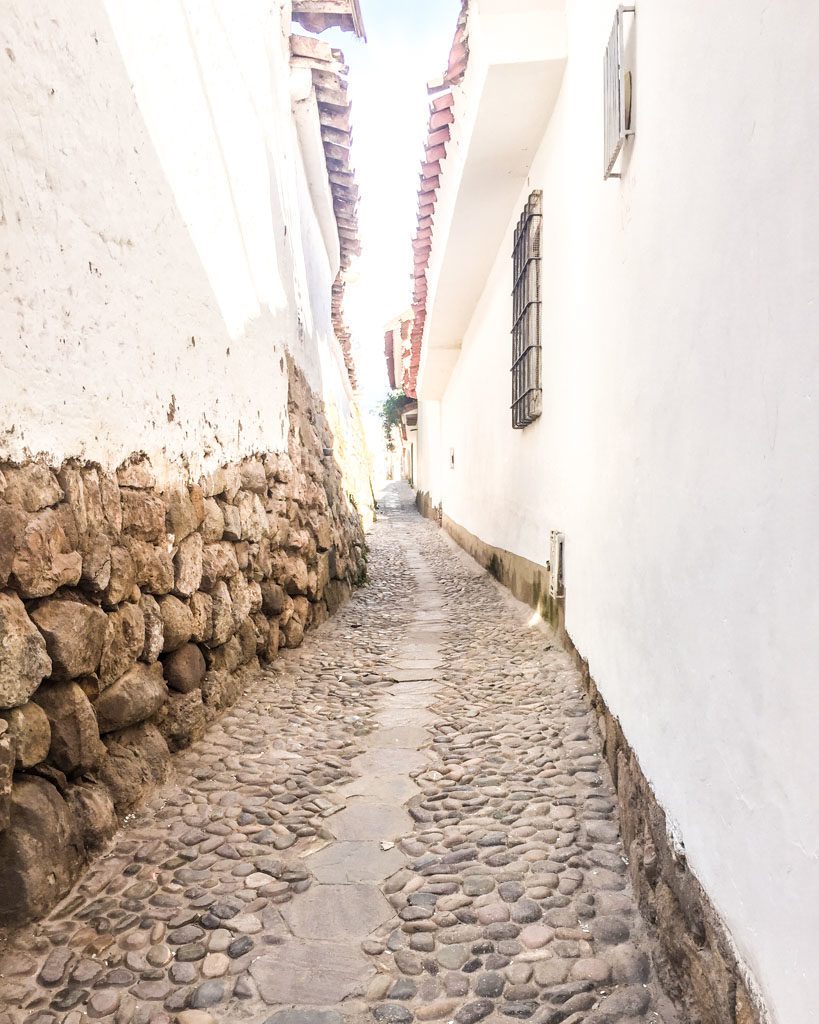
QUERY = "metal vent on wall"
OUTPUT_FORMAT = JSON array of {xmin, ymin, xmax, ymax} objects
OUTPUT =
[
  {"xmin": 604, "ymin": 5, "xmax": 635, "ymax": 179},
  {"xmin": 548, "ymin": 530, "xmax": 565, "ymax": 600}
]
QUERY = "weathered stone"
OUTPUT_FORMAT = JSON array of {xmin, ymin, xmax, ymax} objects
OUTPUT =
[
  {"xmin": 260, "ymin": 580, "xmax": 286, "ymax": 616},
  {"xmin": 201, "ymin": 543, "xmax": 240, "ymax": 589},
  {"xmin": 166, "ymin": 484, "xmax": 205, "ymax": 542},
  {"xmin": 316, "ymin": 551, "xmax": 331, "ymax": 594},
  {"xmin": 324, "ymin": 578, "xmax": 350, "ymax": 614},
  {"xmin": 201, "ymin": 499, "xmax": 225, "ymax": 543},
  {"xmin": 57, "ymin": 466, "xmax": 121, "ymax": 544},
  {"xmin": 94, "ymin": 662, "xmax": 167, "ymax": 734},
  {"xmin": 0, "ymin": 505, "xmax": 26, "ymax": 587},
  {"xmin": 87, "ymin": 991, "xmax": 121, "ymax": 1018},
  {"xmin": 2, "ymin": 464, "xmax": 63, "ymax": 512},
  {"xmin": 221, "ymin": 503, "xmax": 242, "ymax": 543},
  {"xmin": 79, "ymin": 533, "xmax": 113, "ymax": 593},
  {"xmin": 125, "ymin": 537, "xmax": 174, "ymax": 594},
  {"xmin": 0, "ymin": 776, "xmax": 83, "ymax": 926},
  {"xmin": 163, "ymin": 643, "xmax": 206, "ymax": 693},
  {"xmin": 264, "ymin": 1013, "xmax": 342, "ymax": 1024},
  {"xmin": 104, "ymin": 545, "xmax": 137, "ymax": 606},
  {"xmin": 155, "ymin": 689, "xmax": 206, "ymax": 752},
  {"xmin": 140, "ymin": 594, "xmax": 164, "ymax": 662},
  {"xmin": 209, "ymin": 581, "xmax": 234, "ymax": 646},
  {"xmin": 283, "ymin": 616, "xmax": 305, "ymax": 649},
  {"xmin": 227, "ymin": 573, "xmax": 253, "ymax": 633},
  {"xmin": 250, "ymin": 943, "xmax": 374, "ymax": 1004},
  {"xmin": 188, "ymin": 980, "xmax": 226, "ymax": 1009},
  {"xmin": 607, "ymin": 945, "xmax": 649, "ymax": 984},
  {"xmin": 117, "ymin": 459, "xmax": 155, "ymax": 489},
  {"xmin": 591, "ymin": 915, "xmax": 630, "ymax": 945},
  {"xmin": 159, "ymin": 595, "xmax": 194, "ymax": 652},
  {"xmin": 0, "ymin": 702, "xmax": 51, "ymax": 768},
  {"xmin": 99, "ymin": 722, "xmax": 170, "ymax": 812},
  {"xmin": 174, "ymin": 532, "xmax": 204, "ymax": 597},
  {"xmin": 0, "ymin": 724, "xmax": 13, "ymax": 830},
  {"xmin": 11, "ymin": 509, "xmax": 82, "ymax": 598},
  {"xmin": 177, "ymin": 1013, "xmax": 216, "ymax": 1024},
  {"xmin": 239, "ymin": 460, "xmax": 267, "ymax": 494},
  {"xmin": 189, "ymin": 590, "xmax": 213, "ymax": 644},
  {"xmin": 273, "ymin": 551, "xmax": 309, "ymax": 596},
  {"xmin": 237, "ymin": 492, "xmax": 268, "ymax": 542},
  {"xmin": 264, "ymin": 620, "xmax": 281, "ymax": 661},
  {"xmin": 373, "ymin": 1006, "xmax": 412, "ymax": 1024},
  {"xmin": 33, "ymin": 681, "xmax": 106, "ymax": 774},
  {"xmin": 30, "ymin": 598, "xmax": 108, "ymax": 680},
  {"xmin": 205, "ymin": 637, "xmax": 243, "ymax": 674},
  {"xmin": 121, "ymin": 489, "xmax": 166, "ymax": 543},
  {"xmin": 454, "ymin": 1001, "xmax": 493, "ymax": 1024},
  {"xmin": 585, "ymin": 985, "xmax": 650, "ymax": 1022},
  {"xmin": 292, "ymin": 595, "xmax": 312, "ymax": 627},
  {"xmin": 65, "ymin": 782, "xmax": 117, "ymax": 851},
  {"xmin": 99, "ymin": 602, "xmax": 145, "ymax": 686},
  {"xmin": 201, "ymin": 667, "xmax": 244, "ymax": 712}
]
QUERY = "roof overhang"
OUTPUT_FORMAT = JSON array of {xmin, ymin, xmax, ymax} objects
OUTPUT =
[
  {"xmin": 292, "ymin": 0, "xmax": 367, "ymax": 41},
  {"xmin": 291, "ymin": 68, "xmax": 342, "ymax": 275},
  {"xmin": 418, "ymin": 1, "xmax": 567, "ymax": 401}
]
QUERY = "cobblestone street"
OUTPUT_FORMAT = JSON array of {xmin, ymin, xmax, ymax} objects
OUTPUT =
[{"xmin": 0, "ymin": 484, "xmax": 682, "ymax": 1024}]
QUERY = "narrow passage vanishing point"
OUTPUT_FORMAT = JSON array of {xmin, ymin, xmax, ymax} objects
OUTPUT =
[{"xmin": 0, "ymin": 483, "xmax": 682, "ymax": 1024}]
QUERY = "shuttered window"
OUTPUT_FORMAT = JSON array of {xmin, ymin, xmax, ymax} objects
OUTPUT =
[{"xmin": 511, "ymin": 190, "xmax": 543, "ymax": 429}]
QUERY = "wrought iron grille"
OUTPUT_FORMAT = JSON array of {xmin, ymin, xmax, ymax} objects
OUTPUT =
[{"xmin": 511, "ymin": 190, "xmax": 543, "ymax": 429}]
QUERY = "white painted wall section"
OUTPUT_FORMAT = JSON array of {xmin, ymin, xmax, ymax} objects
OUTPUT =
[
  {"xmin": 415, "ymin": 1, "xmax": 819, "ymax": 1020},
  {"xmin": 0, "ymin": 0, "xmax": 355, "ymax": 484}
]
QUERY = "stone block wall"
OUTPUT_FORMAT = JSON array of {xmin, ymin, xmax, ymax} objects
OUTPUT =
[
  {"xmin": 571, "ymin": 659, "xmax": 767, "ymax": 1024},
  {"xmin": 0, "ymin": 359, "xmax": 366, "ymax": 927}
]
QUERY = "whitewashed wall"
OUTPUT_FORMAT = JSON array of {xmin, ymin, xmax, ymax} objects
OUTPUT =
[
  {"xmin": 417, "ymin": 1, "xmax": 819, "ymax": 1020},
  {"xmin": 0, "ymin": 0, "xmax": 356, "ymax": 485}
]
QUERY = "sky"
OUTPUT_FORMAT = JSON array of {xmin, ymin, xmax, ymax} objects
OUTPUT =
[{"xmin": 317, "ymin": 0, "xmax": 461, "ymax": 417}]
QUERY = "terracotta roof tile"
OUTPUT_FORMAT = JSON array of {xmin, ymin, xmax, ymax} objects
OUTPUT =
[
  {"xmin": 290, "ymin": 32, "xmax": 363, "ymax": 389},
  {"xmin": 402, "ymin": 0, "xmax": 470, "ymax": 400}
]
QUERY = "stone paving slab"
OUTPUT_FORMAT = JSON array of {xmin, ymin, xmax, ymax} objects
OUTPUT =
[
  {"xmin": 347, "ymin": 748, "xmax": 430, "ymax": 777},
  {"xmin": 281, "ymin": 884, "xmax": 393, "ymax": 941},
  {"xmin": 363, "ymin": 726, "xmax": 430, "ymax": 750},
  {"xmin": 249, "ymin": 942, "xmax": 374, "ymax": 1004},
  {"xmin": 339, "ymin": 775, "xmax": 419, "ymax": 805},
  {"xmin": 330, "ymin": 801, "xmax": 414, "ymax": 842},
  {"xmin": 306, "ymin": 843, "xmax": 407, "ymax": 884}
]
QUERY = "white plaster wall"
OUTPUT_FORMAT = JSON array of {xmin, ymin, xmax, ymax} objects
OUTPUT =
[
  {"xmin": 0, "ymin": 0, "xmax": 355, "ymax": 484},
  {"xmin": 418, "ymin": 1, "xmax": 819, "ymax": 1019},
  {"xmin": 417, "ymin": 399, "xmax": 442, "ymax": 506}
]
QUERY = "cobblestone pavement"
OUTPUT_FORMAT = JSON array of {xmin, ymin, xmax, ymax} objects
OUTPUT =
[{"xmin": 0, "ymin": 483, "xmax": 683, "ymax": 1024}]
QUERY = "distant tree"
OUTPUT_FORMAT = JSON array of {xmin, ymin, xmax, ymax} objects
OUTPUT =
[{"xmin": 379, "ymin": 390, "xmax": 412, "ymax": 451}]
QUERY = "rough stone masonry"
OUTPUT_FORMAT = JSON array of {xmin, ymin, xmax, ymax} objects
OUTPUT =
[{"xmin": 0, "ymin": 358, "xmax": 366, "ymax": 926}]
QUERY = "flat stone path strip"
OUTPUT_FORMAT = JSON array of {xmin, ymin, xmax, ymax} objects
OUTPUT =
[{"xmin": 0, "ymin": 483, "xmax": 682, "ymax": 1024}]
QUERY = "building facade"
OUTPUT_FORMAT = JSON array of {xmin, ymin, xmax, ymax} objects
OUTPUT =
[
  {"xmin": 384, "ymin": 312, "xmax": 418, "ymax": 485},
  {"xmin": 401, "ymin": 2, "xmax": 819, "ymax": 1022},
  {"xmin": 0, "ymin": 0, "xmax": 372, "ymax": 923}
]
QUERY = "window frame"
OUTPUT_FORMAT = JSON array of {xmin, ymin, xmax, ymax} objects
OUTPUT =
[{"xmin": 511, "ymin": 190, "xmax": 543, "ymax": 429}]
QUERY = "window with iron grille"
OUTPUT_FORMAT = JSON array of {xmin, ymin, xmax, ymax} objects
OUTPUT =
[{"xmin": 511, "ymin": 190, "xmax": 543, "ymax": 429}]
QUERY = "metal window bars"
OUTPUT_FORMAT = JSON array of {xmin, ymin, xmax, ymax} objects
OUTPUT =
[
  {"xmin": 511, "ymin": 190, "xmax": 543, "ymax": 429},
  {"xmin": 604, "ymin": 5, "xmax": 635, "ymax": 179}
]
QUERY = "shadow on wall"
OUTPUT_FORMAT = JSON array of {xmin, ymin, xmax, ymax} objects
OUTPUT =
[{"xmin": 104, "ymin": 0, "xmax": 294, "ymax": 341}]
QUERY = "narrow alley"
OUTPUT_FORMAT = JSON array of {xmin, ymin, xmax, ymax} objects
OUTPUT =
[{"xmin": 0, "ymin": 485, "xmax": 680, "ymax": 1024}]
